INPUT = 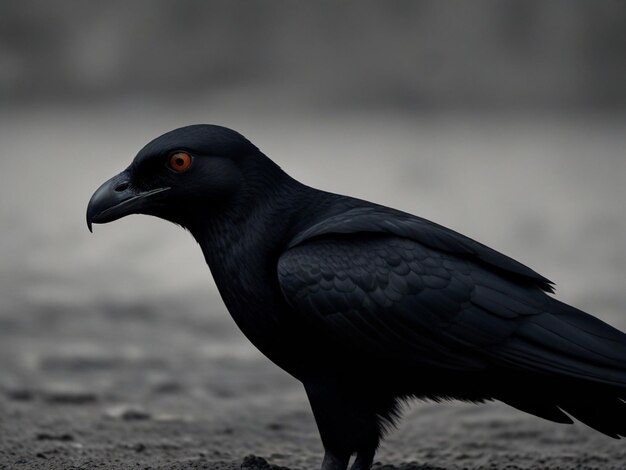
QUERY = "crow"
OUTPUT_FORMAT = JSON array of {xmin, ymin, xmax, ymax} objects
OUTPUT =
[{"xmin": 87, "ymin": 124, "xmax": 626, "ymax": 470}]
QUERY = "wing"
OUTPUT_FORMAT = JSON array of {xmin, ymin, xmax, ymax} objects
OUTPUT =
[
  {"xmin": 278, "ymin": 233, "xmax": 626, "ymax": 386},
  {"xmin": 288, "ymin": 204, "xmax": 555, "ymax": 292}
]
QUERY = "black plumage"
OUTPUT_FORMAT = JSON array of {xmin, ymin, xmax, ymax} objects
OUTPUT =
[{"xmin": 87, "ymin": 125, "xmax": 626, "ymax": 470}]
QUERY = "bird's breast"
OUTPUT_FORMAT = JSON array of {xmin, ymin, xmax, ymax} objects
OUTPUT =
[{"xmin": 207, "ymin": 251, "xmax": 316, "ymax": 376}]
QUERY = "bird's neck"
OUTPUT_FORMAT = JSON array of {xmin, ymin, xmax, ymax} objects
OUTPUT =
[
  {"xmin": 191, "ymin": 167, "xmax": 310, "ymax": 259},
  {"xmin": 184, "ymin": 165, "xmax": 323, "ymax": 362},
  {"xmin": 186, "ymin": 162, "xmax": 316, "ymax": 307}
]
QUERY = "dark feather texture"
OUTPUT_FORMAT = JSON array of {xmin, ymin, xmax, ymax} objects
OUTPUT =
[{"xmin": 88, "ymin": 125, "xmax": 626, "ymax": 470}]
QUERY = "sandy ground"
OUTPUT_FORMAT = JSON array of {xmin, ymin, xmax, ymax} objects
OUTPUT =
[{"xmin": 1, "ymin": 106, "xmax": 626, "ymax": 469}]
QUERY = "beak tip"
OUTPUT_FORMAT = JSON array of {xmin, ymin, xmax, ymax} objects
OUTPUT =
[{"xmin": 86, "ymin": 211, "xmax": 94, "ymax": 232}]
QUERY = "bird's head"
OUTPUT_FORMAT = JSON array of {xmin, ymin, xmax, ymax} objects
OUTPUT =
[{"xmin": 86, "ymin": 124, "xmax": 278, "ymax": 232}]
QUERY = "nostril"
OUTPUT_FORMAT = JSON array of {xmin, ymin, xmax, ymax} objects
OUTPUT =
[{"xmin": 114, "ymin": 182, "xmax": 129, "ymax": 192}]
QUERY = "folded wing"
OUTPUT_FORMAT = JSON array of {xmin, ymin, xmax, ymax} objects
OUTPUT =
[{"xmin": 277, "ymin": 207, "xmax": 626, "ymax": 436}]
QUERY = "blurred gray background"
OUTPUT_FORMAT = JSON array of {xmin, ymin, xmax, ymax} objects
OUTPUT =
[{"xmin": 1, "ymin": 1, "xmax": 626, "ymax": 469}]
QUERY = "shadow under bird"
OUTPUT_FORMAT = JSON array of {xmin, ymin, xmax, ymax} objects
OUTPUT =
[{"xmin": 87, "ymin": 125, "xmax": 626, "ymax": 470}]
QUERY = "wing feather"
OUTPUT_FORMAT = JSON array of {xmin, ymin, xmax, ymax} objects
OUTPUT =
[
  {"xmin": 287, "ymin": 204, "xmax": 554, "ymax": 292},
  {"xmin": 278, "ymin": 233, "xmax": 626, "ymax": 387}
]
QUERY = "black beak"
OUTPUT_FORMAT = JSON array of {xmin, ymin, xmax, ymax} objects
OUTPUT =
[{"xmin": 86, "ymin": 170, "xmax": 170, "ymax": 232}]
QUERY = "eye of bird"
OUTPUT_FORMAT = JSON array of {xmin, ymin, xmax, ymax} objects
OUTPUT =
[{"xmin": 168, "ymin": 152, "xmax": 192, "ymax": 172}]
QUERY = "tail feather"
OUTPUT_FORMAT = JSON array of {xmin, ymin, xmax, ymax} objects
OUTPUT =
[
  {"xmin": 498, "ymin": 299, "xmax": 626, "ymax": 438},
  {"xmin": 497, "ymin": 298, "xmax": 626, "ymax": 388},
  {"xmin": 559, "ymin": 395, "xmax": 626, "ymax": 438},
  {"xmin": 499, "ymin": 396, "xmax": 573, "ymax": 424},
  {"xmin": 499, "ymin": 383, "xmax": 626, "ymax": 438}
]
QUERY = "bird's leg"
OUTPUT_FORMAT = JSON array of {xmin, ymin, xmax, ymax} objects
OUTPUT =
[
  {"xmin": 350, "ymin": 448, "xmax": 375, "ymax": 470},
  {"xmin": 305, "ymin": 379, "xmax": 383, "ymax": 470}
]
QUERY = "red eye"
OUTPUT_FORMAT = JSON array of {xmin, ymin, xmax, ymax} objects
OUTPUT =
[{"xmin": 168, "ymin": 152, "xmax": 192, "ymax": 172}]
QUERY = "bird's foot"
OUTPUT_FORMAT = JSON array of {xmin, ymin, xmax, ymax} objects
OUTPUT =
[
  {"xmin": 321, "ymin": 450, "xmax": 350, "ymax": 470},
  {"xmin": 350, "ymin": 448, "xmax": 374, "ymax": 470}
]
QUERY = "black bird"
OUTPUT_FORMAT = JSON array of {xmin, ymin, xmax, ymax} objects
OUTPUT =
[{"xmin": 87, "ymin": 125, "xmax": 626, "ymax": 470}]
